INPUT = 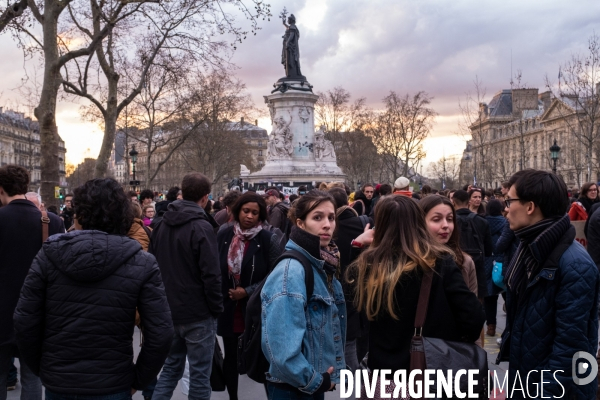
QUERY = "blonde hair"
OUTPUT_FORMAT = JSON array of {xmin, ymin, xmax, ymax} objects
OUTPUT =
[
  {"xmin": 348, "ymin": 196, "xmax": 449, "ymax": 320},
  {"xmin": 326, "ymin": 181, "xmax": 345, "ymax": 190}
]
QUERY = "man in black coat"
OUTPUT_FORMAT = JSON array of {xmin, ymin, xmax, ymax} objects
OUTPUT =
[
  {"xmin": 13, "ymin": 178, "xmax": 173, "ymax": 398},
  {"xmin": 329, "ymin": 187, "xmax": 374, "ymax": 371},
  {"xmin": 150, "ymin": 172, "xmax": 223, "ymax": 400},
  {"xmin": 453, "ymin": 189, "xmax": 493, "ymax": 299},
  {"xmin": 0, "ymin": 165, "xmax": 66, "ymax": 400},
  {"xmin": 265, "ymin": 189, "xmax": 291, "ymax": 240}
]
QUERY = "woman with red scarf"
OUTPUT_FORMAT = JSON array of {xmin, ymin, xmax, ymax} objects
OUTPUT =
[{"xmin": 216, "ymin": 192, "xmax": 283, "ymax": 400}]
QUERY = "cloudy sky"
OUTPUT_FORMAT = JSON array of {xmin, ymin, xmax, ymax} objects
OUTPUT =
[{"xmin": 1, "ymin": 0, "xmax": 599, "ymax": 172}]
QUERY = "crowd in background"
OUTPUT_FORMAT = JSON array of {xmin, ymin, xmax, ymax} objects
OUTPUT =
[{"xmin": 1, "ymin": 164, "xmax": 599, "ymax": 400}]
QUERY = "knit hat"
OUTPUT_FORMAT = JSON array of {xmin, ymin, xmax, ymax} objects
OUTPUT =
[{"xmin": 394, "ymin": 177, "xmax": 410, "ymax": 190}]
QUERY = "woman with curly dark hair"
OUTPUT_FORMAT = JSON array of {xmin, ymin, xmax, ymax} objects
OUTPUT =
[{"xmin": 14, "ymin": 178, "xmax": 174, "ymax": 399}]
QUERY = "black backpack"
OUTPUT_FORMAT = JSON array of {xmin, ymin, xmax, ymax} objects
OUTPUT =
[
  {"xmin": 237, "ymin": 249, "xmax": 314, "ymax": 383},
  {"xmin": 457, "ymin": 213, "xmax": 485, "ymax": 269}
]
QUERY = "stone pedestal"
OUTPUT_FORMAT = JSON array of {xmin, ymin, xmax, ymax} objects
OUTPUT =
[{"xmin": 246, "ymin": 81, "xmax": 345, "ymax": 188}]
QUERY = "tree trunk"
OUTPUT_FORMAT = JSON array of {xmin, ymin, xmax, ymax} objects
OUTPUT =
[
  {"xmin": 36, "ymin": 3, "xmax": 61, "ymax": 207},
  {"xmin": 94, "ymin": 75, "xmax": 119, "ymax": 178}
]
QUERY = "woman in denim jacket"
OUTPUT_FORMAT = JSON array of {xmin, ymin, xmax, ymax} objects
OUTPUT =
[{"xmin": 261, "ymin": 190, "xmax": 352, "ymax": 399}]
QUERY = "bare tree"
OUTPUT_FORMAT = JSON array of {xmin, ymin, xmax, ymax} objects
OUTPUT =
[
  {"xmin": 314, "ymin": 86, "xmax": 378, "ymax": 188},
  {"xmin": 428, "ymin": 155, "xmax": 460, "ymax": 189},
  {"xmin": 371, "ymin": 91, "xmax": 436, "ymax": 180},
  {"xmin": 458, "ymin": 76, "xmax": 489, "ymax": 187},
  {"xmin": 5, "ymin": 0, "xmax": 134, "ymax": 205},
  {"xmin": 544, "ymin": 32, "xmax": 600, "ymax": 182},
  {"xmin": 60, "ymin": 0, "xmax": 270, "ymax": 178},
  {"xmin": 175, "ymin": 70, "xmax": 256, "ymax": 187}
]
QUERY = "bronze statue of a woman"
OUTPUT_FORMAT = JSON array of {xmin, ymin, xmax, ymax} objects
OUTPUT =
[{"xmin": 281, "ymin": 14, "xmax": 304, "ymax": 79}]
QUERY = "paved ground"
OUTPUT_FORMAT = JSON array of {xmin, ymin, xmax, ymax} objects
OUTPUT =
[{"xmin": 8, "ymin": 299, "xmax": 508, "ymax": 400}]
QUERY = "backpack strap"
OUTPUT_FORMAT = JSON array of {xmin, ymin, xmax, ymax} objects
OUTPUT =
[
  {"xmin": 41, "ymin": 211, "xmax": 50, "ymax": 243},
  {"xmin": 274, "ymin": 249, "xmax": 314, "ymax": 301}
]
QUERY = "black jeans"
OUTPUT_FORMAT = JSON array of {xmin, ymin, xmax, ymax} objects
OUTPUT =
[
  {"xmin": 484, "ymin": 294, "xmax": 499, "ymax": 325},
  {"xmin": 223, "ymin": 334, "xmax": 241, "ymax": 400}
]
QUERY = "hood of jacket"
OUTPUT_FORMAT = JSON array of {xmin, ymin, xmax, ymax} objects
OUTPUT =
[
  {"xmin": 162, "ymin": 199, "xmax": 212, "ymax": 227},
  {"xmin": 155, "ymin": 200, "xmax": 173, "ymax": 215},
  {"xmin": 43, "ymin": 230, "xmax": 142, "ymax": 282}
]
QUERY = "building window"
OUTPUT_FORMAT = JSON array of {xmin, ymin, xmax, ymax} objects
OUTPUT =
[
  {"xmin": 258, "ymin": 150, "xmax": 263, "ymax": 156},
  {"xmin": 258, "ymin": 140, "xmax": 262, "ymax": 147}
]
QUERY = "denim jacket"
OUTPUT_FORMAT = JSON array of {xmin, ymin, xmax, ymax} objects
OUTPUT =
[{"xmin": 261, "ymin": 239, "xmax": 347, "ymax": 394}]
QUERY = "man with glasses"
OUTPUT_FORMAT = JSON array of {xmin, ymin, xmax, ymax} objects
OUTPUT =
[{"xmin": 497, "ymin": 169, "xmax": 600, "ymax": 399}]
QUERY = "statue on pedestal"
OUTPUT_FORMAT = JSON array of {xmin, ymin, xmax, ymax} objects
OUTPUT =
[
  {"xmin": 313, "ymin": 126, "xmax": 337, "ymax": 161},
  {"xmin": 267, "ymin": 116, "xmax": 293, "ymax": 160},
  {"xmin": 281, "ymin": 12, "xmax": 303, "ymax": 79}
]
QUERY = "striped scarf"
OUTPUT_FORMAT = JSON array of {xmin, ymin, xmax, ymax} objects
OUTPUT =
[{"xmin": 505, "ymin": 215, "xmax": 570, "ymax": 294}]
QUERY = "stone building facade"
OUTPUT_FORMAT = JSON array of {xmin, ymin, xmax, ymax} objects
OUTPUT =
[
  {"xmin": 459, "ymin": 88, "xmax": 593, "ymax": 189},
  {"xmin": 0, "ymin": 108, "xmax": 67, "ymax": 192}
]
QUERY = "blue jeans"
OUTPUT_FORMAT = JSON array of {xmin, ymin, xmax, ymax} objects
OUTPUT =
[
  {"xmin": 266, "ymin": 383, "xmax": 324, "ymax": 400},
  {"xmin": 0, "ymin": 346, "xmax": 42, "ymax": 400},
  {"xmin": 141, "ymin": 377, "xmax": 156, "ymax": 398},
  {"xmin": 45, "ymin": 390, "xmax": 131, "ymax": 400},
  {"xmin": 152, "ymin": 318, "xmax": 217, "ymax": 400}
]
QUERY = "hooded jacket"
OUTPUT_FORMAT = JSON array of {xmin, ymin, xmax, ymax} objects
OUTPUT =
[
  {"xmin": 149, "ymin": 200, "xmax": 223, "ymax": 324},
  {"xmin": 13, "ymin": 230, "xmax": 173, "ymax": 395}
]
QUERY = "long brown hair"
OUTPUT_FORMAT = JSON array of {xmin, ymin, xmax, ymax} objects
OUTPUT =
[
  {"xmin": 348, "ymin": 195, "xmax": 449, "ymax": 321},
  {"xmin": 419, "ymin": 195, "xmax": 464, "ymax": 267}
]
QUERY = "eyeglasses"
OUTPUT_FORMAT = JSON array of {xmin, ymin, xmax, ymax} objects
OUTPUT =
[{"xmin": 504, "ymin": 198, "xmax": 522, "ymax": 208}]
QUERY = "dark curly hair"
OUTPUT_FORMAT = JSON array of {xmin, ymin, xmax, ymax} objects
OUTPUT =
[
  {"xmin": 0, "ymin": 165, "xmax": 29, "ymax": 196},
  {"xmin": 166, "ymin": 186, "xmax": 180, "ymax": 201},
  {"xmin": 139, "ymin": 189, "xmax": 154, "ymax": 202},
  {"xmin": 231, "ymin": 192, "xmax": 268, "ymax": 223},
  {"xmin": 73, "ymin": 178, "xmax": 134, "ymax": 235}
]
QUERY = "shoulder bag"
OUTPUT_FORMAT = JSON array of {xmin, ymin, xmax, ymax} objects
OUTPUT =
[{"xmin": 410, "ymin": 271, "xmax": 489, "ymax": 399}]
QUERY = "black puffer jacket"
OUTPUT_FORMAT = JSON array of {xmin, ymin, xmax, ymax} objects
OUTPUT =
[{"xmin": 14, "ymin": 230, "xmax": 174, "ymax": 395}]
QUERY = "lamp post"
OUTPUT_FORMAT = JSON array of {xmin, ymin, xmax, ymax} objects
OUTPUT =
[
  {"xmin": 129, "ymin": 145, "xmax": 139, "ymax": 190},
  {"xmin": 550, "ymin": 139, "xmax": 561, "ymax": 175}
]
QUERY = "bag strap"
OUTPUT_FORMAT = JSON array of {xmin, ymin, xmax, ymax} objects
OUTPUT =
[
  {"xmin": 414, "ymin": 270, "xmax": 433, "ymax": 334},
  {"xmin": 41, "ymin": 211, "xmax": 50, "ymax": 243}
]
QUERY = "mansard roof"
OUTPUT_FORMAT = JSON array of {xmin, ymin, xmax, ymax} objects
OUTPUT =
[{"xmin": 488, "ymin": 90, "xmax": 513, "ymax": 117}]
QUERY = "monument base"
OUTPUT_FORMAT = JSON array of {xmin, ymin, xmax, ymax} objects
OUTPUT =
[{"xmin": 247, "ymin": 80, "xmax": 346, "ymax": 191}]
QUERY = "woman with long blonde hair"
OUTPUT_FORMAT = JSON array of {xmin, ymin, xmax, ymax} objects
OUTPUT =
[{"xmin": 349, "ymin": 195, "xmax": 484, "ymax": 378}]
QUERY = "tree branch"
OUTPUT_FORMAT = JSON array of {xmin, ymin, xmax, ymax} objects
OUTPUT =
[{"xmin": 0, "ymin": 0, "xmax": 28, "ymax": 32}]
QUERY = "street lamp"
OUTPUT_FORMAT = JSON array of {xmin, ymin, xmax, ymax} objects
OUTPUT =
[
  {"xmin": 550, "ymin": 139, "xmax": 561, "ymax": 174},
  {"xmin": 129, "ymin": 145, "xmax": 139, "ymax": 190}
]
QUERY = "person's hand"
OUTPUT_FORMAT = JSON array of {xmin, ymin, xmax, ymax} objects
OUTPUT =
[
  {"xmin": 326, "ymin": 366, "xmax": 336, "ymax": 390},
  {"xmin": 353, "ymin": 223, "xmax": 374, "ymax": 247},
  {"xmin": 229, "ymin": 287, "xmax": 247, "ymax": 301}
]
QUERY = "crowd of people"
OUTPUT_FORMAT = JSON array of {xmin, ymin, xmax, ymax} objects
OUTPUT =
[{"xmin": 1, "ymin": 163, "xmax": 599, "ymax": 400}]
